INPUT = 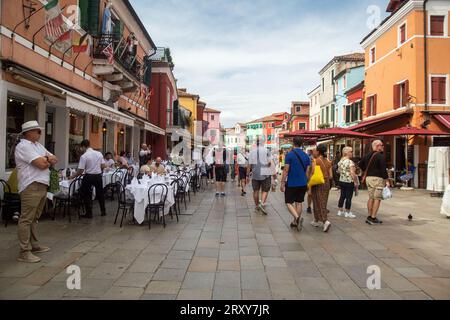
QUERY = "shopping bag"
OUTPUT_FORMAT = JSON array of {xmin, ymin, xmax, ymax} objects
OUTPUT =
[
  {"xmin": 440, "ymin": 185, "xmax": 450, "ymax": 217},
  {"xmin": 382, "ymin": 187, "xmax": 392, "ymax": 200}
]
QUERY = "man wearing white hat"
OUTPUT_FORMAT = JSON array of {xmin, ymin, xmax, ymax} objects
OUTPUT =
[{"xmin": 14, "ymin": 121, "xmax": 58, "ymax": 263}]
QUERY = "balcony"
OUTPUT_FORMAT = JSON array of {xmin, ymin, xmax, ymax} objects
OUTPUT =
[
  {"xmin": 92, "ymin": 34, "xmax": 145, "ymax": 92},
  {"xmin": 150, "ymin": 47, "xmax": 174, "ymax": 69}
]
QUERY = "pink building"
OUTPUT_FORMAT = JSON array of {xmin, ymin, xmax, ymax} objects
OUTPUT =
[{"xmin": 203, "ymin": 107, "xmax": 222, "ymax": 145}]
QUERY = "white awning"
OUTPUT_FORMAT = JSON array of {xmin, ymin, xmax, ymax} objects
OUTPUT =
[
  {"xmin": 66, "ymin": 92, "xmax": 135, "ymax": 127},
  {"xmin": 144, "ymin": 122, "xmax": 165, "ymax": 136}
]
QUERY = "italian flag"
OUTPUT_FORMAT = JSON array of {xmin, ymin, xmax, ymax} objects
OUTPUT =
[
  {"xmin": 44, "ymin": 0, "xmax": 65, "ymax": 40},
  {"xmin": 73, "ymin": 33, "xmax": 90, "ymax": 53}
]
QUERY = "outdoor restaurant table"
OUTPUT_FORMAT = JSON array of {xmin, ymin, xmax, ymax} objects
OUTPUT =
[{"xmin": 126, "ymin": 176, "xmax": 176, "ymax": 225}]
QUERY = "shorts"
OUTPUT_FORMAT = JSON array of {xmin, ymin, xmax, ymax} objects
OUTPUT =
[
  {"xmin": 239, "ymin": 167, "xmax": 247, "ymax": 180},
  {"xmin": 366, "ymin": 176, "xmax": 385, "ymax": 200},
  {"xmin": 285, "ymin": 186, "xmax": 308, "ymax": 204},
  {"xmin": 252, "ymin": 177, "xmax": 271, "ymax": 193},
  {"xmin": 215, "ymin": 166, "xmax": 226, "ymax": 182}
]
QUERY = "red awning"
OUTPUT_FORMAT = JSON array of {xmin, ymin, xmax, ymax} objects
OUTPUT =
[
  {"xmin": 307, "ymin": 127, "xmax": 375, "ymax": 139},
  {"xmin": 434, "ymin": 114, "xmax": 450, "ymax": 130},
  {"xmin": 350, "ymin": 111, "xmax": 409, "ymax": 131},
  {"xmin": 376, "ymin": 126, "xmax": 450, "ymax": 136}
]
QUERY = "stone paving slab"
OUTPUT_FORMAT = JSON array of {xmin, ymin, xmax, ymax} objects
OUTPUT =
[{"xmin": 1, "ymin": 184, "xmax": 450, "ymax": 300}]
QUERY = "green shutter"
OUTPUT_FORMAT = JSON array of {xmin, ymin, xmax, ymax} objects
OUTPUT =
[
  {"xmin": 79, "ymin": 0, "xmax": 89, "ymax": 31},
  {"xmin": 113, "ymin": 19, "xmax": 123, "ymax": 40},
  {"xmin": 143, "ymin": 58, "xmax": 152, "ymax": 86},
  {"xmin": 88, "ymin": 0, "xmax": 100, "ymax": 36}
]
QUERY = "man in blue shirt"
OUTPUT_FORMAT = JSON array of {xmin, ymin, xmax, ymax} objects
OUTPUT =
[{"xmin": 280, "ymin": 137, "xmax": 312, "ymax": 231}]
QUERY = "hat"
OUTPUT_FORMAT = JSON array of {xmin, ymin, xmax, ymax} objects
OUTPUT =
[{"xmin": 21, "ymin": 121, "xmax": 44, "ymax": 134}]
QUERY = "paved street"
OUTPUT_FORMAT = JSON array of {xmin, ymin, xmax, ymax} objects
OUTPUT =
[{"xmin": 1, "ymin": 183, "xmax": 450, "ymax": 300}]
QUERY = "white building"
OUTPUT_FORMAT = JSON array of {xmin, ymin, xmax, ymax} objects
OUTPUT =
[
  {"xmin": 224, "ymin": 123, "xmax": 246, "ymax": 151},
  {"xmin": 308, "ymin": 86, "xmax": 321, "ymax": 131}
]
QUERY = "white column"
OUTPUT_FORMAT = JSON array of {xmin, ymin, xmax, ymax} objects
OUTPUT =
[
  {"xmin": 37, "ymin": 99, "xmax": 46, "ymax": 145},
  {"xmin": 54, "ymin": 107, "xmax": 69, "ymax": 169},
  {"xmin": 0, "ymin": 80, "xmax": 7, "ymax": 178}
]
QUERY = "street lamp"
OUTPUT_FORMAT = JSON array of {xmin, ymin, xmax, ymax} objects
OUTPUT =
[{"xmin": 102, "ymin": 122, "xmax": 107, "ymax": 154}]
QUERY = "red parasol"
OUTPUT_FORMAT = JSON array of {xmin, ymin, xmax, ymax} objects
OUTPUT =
[
  {"xmin": 282, "ymin": 130, "xmax": 321, "ymax": 138},
  {"xmin": 307, "ymin": 127, "xmax": 375, "ymax": 139},
  {"xmin": 376, "ymin": 126, "xmax": 450, "ymax": 136}
]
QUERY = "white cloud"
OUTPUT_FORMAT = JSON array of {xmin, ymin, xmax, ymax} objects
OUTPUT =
[{"xmin": 131, "ymin": 0, "xmax": 387, "ymax": 127}]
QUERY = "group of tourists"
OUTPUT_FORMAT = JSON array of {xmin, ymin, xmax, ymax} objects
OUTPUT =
[{"xmin": 217, "ymin": 135, "xmax": 390, "ymax": 234}]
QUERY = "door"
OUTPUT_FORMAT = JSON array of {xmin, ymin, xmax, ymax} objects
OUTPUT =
[{"xmin": 45, "ymin": 111, "xmax": 55, "ymax": 155}]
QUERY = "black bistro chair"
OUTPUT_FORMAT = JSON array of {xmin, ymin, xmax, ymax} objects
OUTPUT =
[
  {"xmin": 114, "ymin": 182, "xmax": 135, "ymax": 228},
  {"xmin": 170, "ymin": 179, "xmax": 180, "ymax": 219},
  {"xmin": 0, "ymin": 179, "xmax": 21, "ymax": 227},
  {"xmin": 53, "ymin": 176, "xmax": 84, "ymax": 222},
  {"xmin": 110, "ymin": 169, "xmax": 126, "ymax": 200},
  {"xmin": 146, "ymin": 183, "xmax": 169, "ymax": 229}
]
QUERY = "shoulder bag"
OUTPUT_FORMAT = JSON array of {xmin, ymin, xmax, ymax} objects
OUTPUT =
[{"xmin": 361, "ymin": 152, "xmax": 379, "ymax": 185}]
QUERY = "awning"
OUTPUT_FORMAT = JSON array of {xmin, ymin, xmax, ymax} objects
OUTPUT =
[
  {"xmin": 66, "ymin": 92, "xmax": 134, "ymax": 127},
  {"xmin": 350, "ymin": 110, "xmax": 411, "ymax": 131},
  {"xmin": 144, "ymin": 122, "xmax": 165, "ymax": 136},
  {"xmin": 434, "ymin": 114, "xmax": 450, "ymax": 130}
]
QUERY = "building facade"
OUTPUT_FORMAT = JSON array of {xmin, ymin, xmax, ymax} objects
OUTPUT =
[
  {"xmin": 0, "ymin": 0, "xmax": 161, "ymax": 178},
  {"xmin": 308, "ymin": 85, "xmax": 321, "ymax": 131},
  {"xmin": 356, "ymin": 0, "xmax": 450, "ymax": 188},
  {"xmin": 203, "ymin": 107, "xmax": 221, "ymax": 146},
  {"xmin": 290, "ymin": 102, "xmax": 310, "ymax": 132},
  {"xmin": 318, "ymin": 53, "xmax": 365, "ymax": 128}
]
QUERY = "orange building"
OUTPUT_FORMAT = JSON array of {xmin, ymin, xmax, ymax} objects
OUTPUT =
[
  {"xmin": 0, "ymin": 0, "xmax": 162, "ymax": 177},
  {"xmin": 355, "ymin": 0, "xmax": 450, "ymax": 188}
]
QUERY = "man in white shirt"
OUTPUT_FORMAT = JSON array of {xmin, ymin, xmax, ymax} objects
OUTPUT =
[
  {"xmin": 139, "ymin": 144, "xmax": 152, "ymax": 167},
  {"xmin": 71, "ymin": 140, "xmax": 106, "ymax": 218},
  {"xmin": 15, "ymin": 121, "xmax": 58, "ymax": 263}
]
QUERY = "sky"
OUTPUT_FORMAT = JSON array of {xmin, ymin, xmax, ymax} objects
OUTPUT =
[{"xmin": 130, "ymin": 0, "xmax": 389, "ymax": 127}]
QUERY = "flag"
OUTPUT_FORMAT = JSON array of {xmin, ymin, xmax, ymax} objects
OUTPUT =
[
  {"xmin": 44, "ymin": 0, "xmax": 59, "ymax": 11},
  {"xmin": 140, "ymin": 84, "xmax": 147, "ymax": 98},
  {"xmin": 73, "ymin": 33, "xmax": 89, "ymax": 53},
  {"xmin": 57, "ymin": 28, "xmax": 71, "ymax": 42},
  {"xmin": 45, "ymin": 14, "xmax": 64, "ymax": 39},
  {"xmin": 145, "ymin": 87, "xmax": 154, "ymax": 101},
  {"xmin": 102, "ymin": 42, "xmax": 114, "ymax": 64}
]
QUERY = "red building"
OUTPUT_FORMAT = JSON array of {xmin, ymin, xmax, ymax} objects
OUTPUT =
[
  {"xmin": 290, "ymin": 102, "xmax": 310, "ymax": 132},
  {"xmin": 148, "ymin": 58, "xmax": 178, "ymax": 159}
]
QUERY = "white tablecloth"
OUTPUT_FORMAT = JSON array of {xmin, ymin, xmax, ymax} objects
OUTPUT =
[{"xmin": 126, "ymin": 179, "xmax": 175, "ymax": 225}]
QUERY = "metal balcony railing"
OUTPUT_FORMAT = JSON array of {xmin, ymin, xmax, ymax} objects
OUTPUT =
[{"xmin": 93, "ymin": 34, "xmax": 144, "ymax": 82}]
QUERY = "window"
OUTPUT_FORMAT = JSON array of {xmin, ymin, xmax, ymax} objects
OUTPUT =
[
  {"xmin": 393, "ymin": 80, "xmax": 409, "ymax": 109},
  {"xmin": 431, "ymin": 76, "xmax": 447, "ymax": 104},
  {"xmin": 430, "ymin": 15, "xmax": 445, "ymax": 36},
  {"xmin": 326, "ymin": 106, "xmax": 329, "ymax": 123},
  {"xmin": 366, "ymin": 95, "xmax": 377, "ymax": 117},
  {"xmin": 346, "ymin": 101, "xmax": 363, "ymax": 123},
  {"xmin": 331, "ymin": 70, "xmax": 334, "ymax": 85},
  {"xmin": 69, "ymin": 112, "xmax": 86, "ymax": 163},
  {"xmin": 321, "ymin": 109, "xmax": 325, "ymax": 124},
  {"xmin": 370, "ymin": 46, "xmax": 376, "ymax": 64},
  {"xmin": 79, "ymin": 0, "xmax": 100, "ymax": 35},
  {"xmin": 211, "ymin": 115, "xmax": 215, "ymax": 121},
  {"xmin": 5, "ymin": 96, "xmax": 38, "ymax": 169},
  {"xmin": 299, "ymin": 123, "xmax": 306, "ymax": 130},
  {"xmin": 343, "ymin": 75, "xmax": 347, "ymax": 90},
  {"xmin": 296, "ymin": 106, "xmax": 301, "ymax": 113},
  {"xmin": 398, "ymin": 22, "xmax": 406, "ymax": 45},
  {"xmin": 322, "ymin": 78, "xmax": 325, "ymax": 92}
]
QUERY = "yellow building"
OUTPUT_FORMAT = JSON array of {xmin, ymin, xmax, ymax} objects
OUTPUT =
[
  {"xmin": 178, "ymin": 89, "xmax": 200, "ymax": 146},
  {"xmin": 354, "ymin": 0, "xmax": 450, "ymax": 188}
]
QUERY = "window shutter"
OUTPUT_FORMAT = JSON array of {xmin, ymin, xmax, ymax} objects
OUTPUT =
[
  {"xmin": 403, "ymin": 80, "xmax": 409, "ymax": 106},
  {"xmin": 438, "ymin": 77, "xmax": 447, "ymax": 104},
  {"xmin": 88, "ymin": 0, "xmax": 100, "ymax": 36},
  {"xmin": 365, "ymin": 98, "xmax": 370, "ymax": 117},
  {"xmin": 393, "ymin": 84, "xmax": 400, "ymax": 109},
  {"xmin": 400, "ymin": 24, "xmax": 406, "ymax": 43},
  {"xmin": 431, "ymin": 77, "xmax": 440, "ymax": 104},
  {"xmin": 373, "ymin": 94, "xmax": 377, "ymax": 115},
  {"xmin": 79, "ymin": 0, "xmax": 89, "ymax": 31},
  {"xmin": 143, "ymin": 57, "xmax": 152, "ymax": 87},
  {"xmin": 430, "ymin": 16, "xmax": 445, "ymax": 36}
]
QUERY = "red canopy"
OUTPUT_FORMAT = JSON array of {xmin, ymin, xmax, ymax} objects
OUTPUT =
[
  {"xmin": 307, "ymin": 127, "xmax": 375, "ymax": 139},
  {"xmin": 282, "ymin": 130, "xmax": 320, "ymax": 138},
  {"xmin": 376, "ymin": 126, "xmax": 450, "ymax": 136}
]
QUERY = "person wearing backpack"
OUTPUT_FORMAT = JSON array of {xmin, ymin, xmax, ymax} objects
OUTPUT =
[
  {"xmin": 280, "ymin": 137, "xmax": 312, "ymax": 231},
  {"xmin": 359, "ymin": 140, "xmax": 390, "ymax": 225}
]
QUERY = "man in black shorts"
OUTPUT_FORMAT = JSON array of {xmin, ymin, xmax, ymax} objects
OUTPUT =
[
  {"xmin": 213, "ymin": 147, "xmax": 227, "ymax": 197},
  {"xmin": 280, "ymin": 137, "xmax": 312, "ymax": 231}
]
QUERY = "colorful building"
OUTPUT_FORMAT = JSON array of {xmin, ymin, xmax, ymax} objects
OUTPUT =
[
  {"xmin": 318, "ymin": 53, "xmax": 365, "ymax": 128},
  {"xmin": 0, "ymin": 0, "xmax": 159, "ymax": 177},
  {"xmin": 356, "ymin": 0, "xmax": 450, "ymax": 188},
  {"xmin": 290, "ymin": 102, "xmax": 310, "ymax": 132},
  {"xmin": 178, "ymin": 88, "xmax": 199, "ymax": 147},
  {"xmin": 225, "ymin": 123, "xmax": 247, "ymax": 151},
  {"xmin": 203, "ymin": 107, "xmax": 222, "ymax": 146},
  {"xmin": 308, "ymin": 86, "xmax": 321, "ymax": 131}
]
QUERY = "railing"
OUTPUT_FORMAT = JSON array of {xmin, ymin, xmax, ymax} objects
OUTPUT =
[
  {"xmin": 93, "ymin": 34, "xmax": 144, "ymax": 82},
  {"xmin": 150, "ymin": 47, "xmax": 174, "ymax": 69}
]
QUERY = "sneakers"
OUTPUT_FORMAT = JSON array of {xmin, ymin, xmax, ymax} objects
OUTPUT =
[
  {"xmin": 366, "ymin": 216, "xmax": 383, "ymax": 225},
  {"xmin": 345, "ymin": 212, "xmax": 357, "ymax": 219},
  {"xmin": 323, "ymin": 221, "xmax": 331, "ymax": 233},
  {"xmin": 337, "ymin": 210, "xmax": 344, "ymax": 217},
  {"xmin": 259, "ymin": 203, "xmax": 268, "ymax": 215},
  {"xmin": 31, "ymin": 246, "xmax": 50, "ymax": 254},
  {"xmin": 297, "ymin": 217, "xmax": 304, "ymax": 232},
  {"xmin": 12, "ymin": 212, "xmax": 20, "ymax": 222},
  {"xmin": 215, "ymin": 192, "xmax": 220, "ymax": 197},
  {"xmin": 310, "ymin": 221, "xmax": 322, "ymax": 228},
  {"xmin": 220, "ymin": 192, "xmax": 226, "ymax": 197},
  {"xmin": 17, "ymin": 252, "xmax": 41, "ymax": 263}
]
